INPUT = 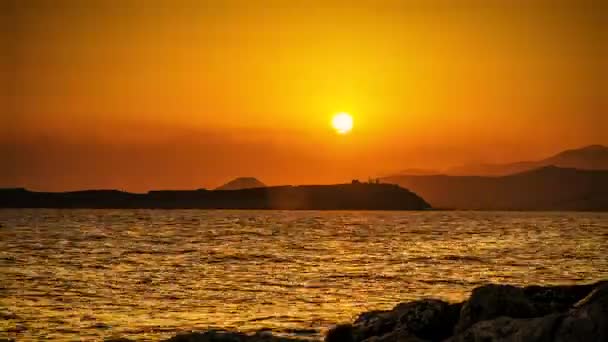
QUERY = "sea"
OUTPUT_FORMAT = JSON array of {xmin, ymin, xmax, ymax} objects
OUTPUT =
[{"xmin": 1, "ymin": 210, "xmax": 607, "ymax": 341}]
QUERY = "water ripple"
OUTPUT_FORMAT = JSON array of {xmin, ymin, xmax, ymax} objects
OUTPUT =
[{"xmin": 0, "ymin": 209, "xmax": 606, "ymax": 341}]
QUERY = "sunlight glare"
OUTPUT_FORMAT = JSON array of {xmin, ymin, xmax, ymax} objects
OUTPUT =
[{"xmin": 332, "ymin": 113, "xmax": 354, "ymax": 134}]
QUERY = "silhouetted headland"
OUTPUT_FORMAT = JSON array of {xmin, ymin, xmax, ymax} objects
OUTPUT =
[
  {"xmin": 0, "ymin": 183, "xmax": 431, "ymax": 210},
  {"xmin": 383, "ymin": 166, "xmax": 608, "ymax": 211}
]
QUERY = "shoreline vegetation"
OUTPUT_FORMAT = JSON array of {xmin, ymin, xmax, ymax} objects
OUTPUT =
[
  {"xmin": 0, "ymin": 183, "xmax": 430, "ymax": 210},
  {"xmin": 97, "ymin": 280, "xmax": 606, "ymax": 342}
]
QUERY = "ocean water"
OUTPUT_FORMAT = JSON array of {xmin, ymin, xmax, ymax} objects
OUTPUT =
[{"xmin": 1, "ymin": 210, "xmax": 607, "ymax": 341}]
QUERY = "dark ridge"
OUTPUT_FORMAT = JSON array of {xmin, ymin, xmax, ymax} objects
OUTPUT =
[
  {"xmin": 382, "ymin": 166, "xmax": 608, "ymax": 211},
  {"xmin": 0, "ymin": 183, "xmax": 431, "ymax": 210},
  {"xmin": 216, "ymin": 177, "xmax": 267, "ymax": 191},
  {"xmin": 443, "ymin": 144, "xmax": 608, "ymax": 176}
]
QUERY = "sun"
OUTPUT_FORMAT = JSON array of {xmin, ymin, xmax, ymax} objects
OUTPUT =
[{"xmin": 331, "ymin": 112, "xmax": 353, "ymax": 134}]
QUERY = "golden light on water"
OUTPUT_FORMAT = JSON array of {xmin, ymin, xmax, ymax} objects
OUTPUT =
[{"xmin": 331, "ymin": 113, "xmax": 354, "ymax": 134}]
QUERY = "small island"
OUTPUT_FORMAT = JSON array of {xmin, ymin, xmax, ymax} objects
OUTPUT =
[{"xmin": 0, "ymin": 182, "xmax": 431, "ymax": 210}]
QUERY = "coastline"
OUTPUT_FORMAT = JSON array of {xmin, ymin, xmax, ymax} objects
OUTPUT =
[
  {"xmin": 93, "ymin": 280, "xmax": 606, "ymax": 341},
  {"xmin": 0, "ymin": 184, "xmax": 430, "ymax": 210}
]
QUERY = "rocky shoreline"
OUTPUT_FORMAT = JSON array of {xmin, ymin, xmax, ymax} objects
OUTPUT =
[
  {"xmin": 4, "ymin": 281, "xmax": 606, "ymax": 342},
  {"xmin": 323, "ymin": 280, "xmax": 607, "ymax": 342},
  {"xmin": 121, "ymin": 280, "xmax": 606, "ymax": 342}
]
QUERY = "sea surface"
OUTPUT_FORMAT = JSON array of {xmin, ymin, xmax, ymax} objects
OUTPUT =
[{"xmin": 1, "ymin": 210, "xmax": 607, "ymax": 341}]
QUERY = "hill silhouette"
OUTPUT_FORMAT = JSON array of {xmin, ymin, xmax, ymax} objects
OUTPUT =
[
  {"xmin": 0, "ymin": 183, "xmax": 431, "ymax": 210},
  {"xmin": 446, "ymin": 145, "xmax": 608, "ymax": 176},
  {"xmin": 382, "ymin": 166, "xmax": 608, "ymax": 210},
  {"xmin": 215, "ymin": 177, "xmax": 266, "ymax": 190}
]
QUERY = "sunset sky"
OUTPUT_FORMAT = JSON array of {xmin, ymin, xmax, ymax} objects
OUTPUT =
[{"xmin": 2, "ymin": 0, "xmax": 606, "ymax": 192}]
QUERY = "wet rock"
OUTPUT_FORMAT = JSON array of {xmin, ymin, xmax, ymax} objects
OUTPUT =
[
  {"xmin": 448, "ymin": 283, "xmax": 608, "ymax": 342},
  {"xmin": 354, "ymin": 310, "xmax": 390, "ymax": 325},
  {"xmin": 362, "ymin": 327, "xmax": 427, "ymax": 342},
  {"xmin": 394, "ymin": 299, "xmax": 460, "ymax": 341},
  {"xmin": 106, "ymin": 281, "xmax": 607, "ymax": 342},
  {"xmin": 325, "ymin": 324, "xmax": 355, "ymax": 342},
  {"xmin": 448, "ymin": 314, "xmax": 564, "ymax": 342},
  {"xmin": 333, "ymin": 299, "xmax": 461, "ymax": 342},
  {"xmin": 254, "ymin": 329, "xmax": 274, "ymax": 338},
  {"xmin": 163, "ymin": 330, "xmax": 300, "ymax": 342},
  {"xmin": 553, "ymin": 283, "xmax": 608, "ymax": 342},
  {"xmin": 282, "ymin": 328, "xmax": 318, "ymax": 335},
  {"xmin": 351, "ymin": 309, "xmax": 399, "ymax": 341},
  {"xmin": 455, "ymin": 284, "xmax": 537, "ymax": 333},
  {"xmin": 523, "ymin": 280, "xmax": 605, "ymax": 316}
]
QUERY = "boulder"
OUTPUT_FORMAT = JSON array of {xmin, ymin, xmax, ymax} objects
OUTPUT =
[
  {"xmin": 325, "ymin": 324, "xmax": 355, "ymax": 342},
  {"xmin": 553, "ymin": 283, "xmax": 608, "ymax": 342},
  {"xmin": 449, "ymin": 283, "xmax": 608, "ymax": 342},
  {"xmin": 455, "ymin": 284, "xmax": 537, "ymax": 333},
  {"xmin": 447, "ymin": 314, "xmax": 564, "ymax": 342},
  {"xmin": 162, "ymin": 330, "xmax": 298, "ymax": 342},
  {"xmin": 327, "ymin": 299, "xmax": 461, "ymax": 342},
  {"xmin": 523, "ymin": 281, "xmax": 605, "ymax": 316},
  {"xmin": 393, "ymin": 299, "xmax": 460, "ymax": 341},
  {"xmin": 362, "ymin": 327, "xmax": 427, "ymax": 342},
  {"xmin": 351, "ymin": 309, "xmax": 399, "ymax": 341}
]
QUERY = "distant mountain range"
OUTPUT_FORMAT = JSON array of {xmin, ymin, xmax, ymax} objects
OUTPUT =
[
  {"xmin": 382, "ymin": 166, "xmax": 608, "ymax": 211},
  {"xmin": 445, "ymin": 145, "xmax": 608, "ymax": 176},
  {"xmin": 215, "ymin": 177, "xmax": 266, "ymax": 190}
]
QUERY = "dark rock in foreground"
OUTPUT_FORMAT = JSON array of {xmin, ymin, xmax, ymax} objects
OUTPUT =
[
  {"xmin": 325, "ymin": 280, "xmax": 607, "ymax": 342},
  {"xmin": 106, "ymin": 280, "xmax": 607, "ymax": 342},
  {"xmin": 106, "ymin": 330, "xmax": 305, "ymax": 342},
  {"xmin": 163, "ymin": 330, "xmax": 300, "ymax": 342}
]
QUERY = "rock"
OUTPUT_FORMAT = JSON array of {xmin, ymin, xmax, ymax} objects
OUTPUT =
[
  {"xmin": 523, "ymin": 280, "xmax": 605, "ymax": 315},
  {"xmin": 447, "ymin": 314, "xmax": 564, "ymax": 342},
  {"xmin": 449, "ymin": 283, "xmax": 608, "ymax": 342},
  {"xmin": 362, "ymin": 327, "xmax": 427, "ymax": 342},
  {"xmin": 103, "ymin": 281, "xmax": 608, "ymax": 342},
  {"xmin": 394, "ymin": 299, "xmax": 459, "ymax": 341},
  {"xmin": 351, "ymin": 309, "xmax": 399, "ymax": 341},
  {"xmin": 325, "ymin": 324, "xmax": 355, "ymax": 342},
  {"xmin": 455, "ymin": 284, "xmax": 537, "ymax": 333},
  {"xmin": 334, "ymin": 299, "xmax": 460, "ymax": 342},
  {"xmin": 254, "ymin": 330, "xmax": 274, "ymax": 338},
  {"xmin": 553, "ymin": 283, "xmax": 608, "ymax": 342},
  {"xmin": 162, "ymin": 330, "xmax": 299, "ymax": 342},
  {"xmin": 281, "ymin": 328, "xmax": 317, "ymax": 335}
]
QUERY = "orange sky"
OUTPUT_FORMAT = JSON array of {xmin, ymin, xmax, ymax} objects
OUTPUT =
[{"xmin": 2, "ymin": 0, "xmax": 606, "ymax": 192}]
